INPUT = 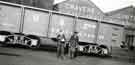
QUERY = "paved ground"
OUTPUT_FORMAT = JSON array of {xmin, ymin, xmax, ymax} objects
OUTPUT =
[{"xmin": 0, "ymin": 45, "xmax": 135, "ymax": 65}]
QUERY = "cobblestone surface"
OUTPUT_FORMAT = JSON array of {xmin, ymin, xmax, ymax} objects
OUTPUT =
[{"xmin": 0, "ymin": 46, "xmax": 134, "ymax": 65}]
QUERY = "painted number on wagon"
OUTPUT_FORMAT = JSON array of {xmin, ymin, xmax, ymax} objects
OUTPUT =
[{"xmin": 33, "ymin": 14, "xmax": 40, "ymax": 22}]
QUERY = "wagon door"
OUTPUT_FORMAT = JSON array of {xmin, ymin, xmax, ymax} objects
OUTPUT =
[{"xmin": 97, "ymin": 23, "xmax": 124, "ymax": 47}]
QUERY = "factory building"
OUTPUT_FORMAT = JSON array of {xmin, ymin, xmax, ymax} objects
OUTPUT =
[
  {"xmin": 106, "ymin": 6, "xmax": 135, "ymax": 47},
  {"xmin": 53, "ymin": 0, "xmax": 105, "ymax": 20}
]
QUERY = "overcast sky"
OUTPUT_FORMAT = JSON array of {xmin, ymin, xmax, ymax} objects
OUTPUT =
[
  {"xmin": 55, "ymin": 0, "xmax": 135, "ymax": 13},
  {"xmin": 91, "ymin": 0, "xmax": 135, "ymax": 12}
]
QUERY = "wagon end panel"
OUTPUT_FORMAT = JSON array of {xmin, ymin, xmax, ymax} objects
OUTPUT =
[{"xmin": 97, "ymin": 23, "xmax": 124, "ymax": 47}]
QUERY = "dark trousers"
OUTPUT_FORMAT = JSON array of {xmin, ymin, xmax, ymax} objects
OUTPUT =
[{"xmin": 57, "ymin": 42, "xmax": 65, "ymax": 59}]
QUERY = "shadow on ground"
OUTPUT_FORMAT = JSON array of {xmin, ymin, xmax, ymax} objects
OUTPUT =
[{"xmin": 0, "ymin": 52, "xmax": 21, "ymax": 57}]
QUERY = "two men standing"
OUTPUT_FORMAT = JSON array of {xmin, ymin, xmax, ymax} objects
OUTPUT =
[{"xmin": 57, "ymin": 30, "xmax": 79, "ymax": 59}]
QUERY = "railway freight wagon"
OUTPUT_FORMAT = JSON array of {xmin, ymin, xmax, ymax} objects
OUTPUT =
[{"xmin": 0, "ymin": 1, "xmax": 124, "ymax": 56}]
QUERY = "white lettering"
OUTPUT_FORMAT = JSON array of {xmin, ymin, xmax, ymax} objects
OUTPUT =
[
  {"xmin": 60, "ymin": 19, "xmax": 65, "ymax": 26},
  {"xmin": 33, "ymin": 14, "xmax": 40, "ymax": 22}
]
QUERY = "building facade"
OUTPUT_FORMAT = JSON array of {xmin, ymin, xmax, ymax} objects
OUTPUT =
[
  {"xmin": 106, "ymin": 6, "xmax": 135, "ymax": 47},
  {"xmin": 53, "ymin": 0, "xmax": 105, "ymax": 20}
]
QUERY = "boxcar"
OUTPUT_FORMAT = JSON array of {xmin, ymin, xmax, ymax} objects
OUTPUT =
[{"xmin": 0, "ymin": 1, "xmax": 125, "ymax": 56}]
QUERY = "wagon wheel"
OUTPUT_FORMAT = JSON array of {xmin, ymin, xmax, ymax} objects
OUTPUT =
[
  {"xmin": 99, "ymin": 45, "xmax": 111, "ymax": 56},
  {"xmin": 0, "ymin": 31, "xmax": 12, "ymax": 47},
  {"xmin": 26, "ymin": 35, "xmax": 41, "ymax": 49}
]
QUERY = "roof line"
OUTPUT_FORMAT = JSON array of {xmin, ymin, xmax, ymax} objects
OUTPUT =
[
  {"xmin": 87, "ymin": 0, "xmax": 105, "ymax": 14},
  {"xmin": 105, "ymin": 5, "xmax": 134, "ymax": 16}
]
